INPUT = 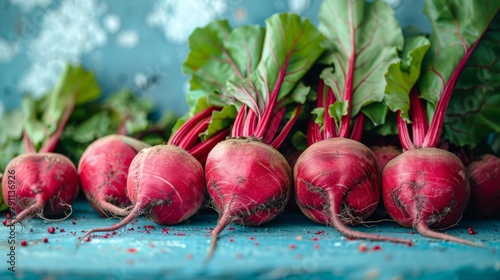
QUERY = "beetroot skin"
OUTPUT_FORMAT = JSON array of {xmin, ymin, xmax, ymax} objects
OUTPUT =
[
  {"xmin": 370, "ymin": 145, "xmax": 402, "ymax": 174},
  {"xmin": 2, "ymin": 153, "xmax": 79, "ymax": 225},
  {"xmin": 81, "ymin": 145, "xmax": 205, "ymax": 239},
  {"xmin": 294, "ymin": 138, "xmax": 410, "ymax": 244},
  {"xmin": 465, "ymin": 154, "xmax": 500, "ymax": 218},
  {"xmin": 78, "ymin": 135, "xmax": 150, "ymax": 217},
  {"xmin": 382, "ymin": 148, "xmax": 479, "ymax": 246},
  {"xmin": 206, "ymin": 138, "xmax": 291, "ymax": 256},
  {"xmin": 295, "ymin": 138, "xmax": 380, "ymax": 225},
  {"xmin": 126, "ymin": 145, "xmax": 204, "ymax": 224}
]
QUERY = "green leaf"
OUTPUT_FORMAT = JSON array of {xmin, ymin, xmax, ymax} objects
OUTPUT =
[
  {"xmin": 491, "ymin": 133, "xmax": 500, "ymax": 156},
  {"xmin": 56, "ymin": 88, "xmax": 160, "ymax": 164},
  {"xmin": 328, "ymin": 100, "xmax": 349, "ymax": 129},
  {"xmin": 0, "ymin": 109, "xmax": 23, "ymax": 146},
  {"xmin": 361, "ymin": 101, "xmax": 390, "ymax": 127},
  {"xmin": 103, "ymin": 89, "xmax": 156, "ymax": 136},
  {"xmin": 201, "ymin": 105, "xmax": 237, "ymax": 140},
  {"xmin": 69, "ymin": 111, "xmax": 116, "ymax": 143},
  {"xmin": 226, "ymin": 26, "xmax": 266, "ymax": 81},
  {"xmin": 57, "ymin": 108, "xmax": 116, "ymax": 164},
  {"xmin": 183, "ymin": 20, "xmax": 231, "ymax": 92},
  {"xmin": 22, "ymin": 97, "xmax": 48, "ymax": 149},
  {"xmin": 0, "ymin": 138, "xmax": 24, "ymax": 184},
  {"xmin": 183, "ymin": 20, "xmax": 265, "ymax": 99},
  {"xmin": 444, "ymin": 14, "xmax": 500, "ymax": 148},
  {"xmin": 0, "ymin": 109, "xmax": 25, "ymax": 173},
  {"xmin": 0, "ymin": 109, "xmax": 25, "ymax": 211},
  {"xmin": 171, "ymin": 91, "xmax": 211, "ymax": 134},
  {"xmin": 0, "ymin": 201, "xmax": 7, "ymax": 212},
  {"xmin": 418, "ymin": 0, "xmax": 500, "ymax": 108},
  {"xmin": 311, "ymin": 107, "xmax": 325, "ymax": 125},
  {"xmin": 291, "ymin": 130, "xmax": 308, "ymax": 151},
  {"xmin": 186, "ymin": 90, "xmax": 209, "ymax": 109},
  {"xmin": 179, "ymin": 21, "xmax": 267, "ymax": 140},
  {"xmin": 56, "ymin": 64, "xmax": 100, "ymax": 106},
  {"xmin": 282, "ymin": 82, "xmax": 311, "ymax": 108},
  {"xmin": 228, "ymin": 13, "xmax": 325, "ymax": 114},
  {"xmin": 384, "ymin": 35, "xmax": 431, "ymax": 122},
  {"xmin": 318, "ymin": 0, "xmax": 404, "ymax": 117},
  {"xmin": 365, "ymin": 110, "xmax": 399, "ymax": 136},
  {"xmin": 23, "ymin": 64, "xmax": 100, "ymax": 150}
]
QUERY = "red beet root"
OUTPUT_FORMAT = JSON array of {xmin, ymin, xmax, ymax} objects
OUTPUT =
[
  {"xmin": 382, "ymin": 148, "xmax": 480, "ymax": 246},
  {"xmin": 465, "ymin": 154, "xmax": 500, "ymax": 218},
  {"xmin": 81, "ymin": 145, "xmax": 205, "ymax": 240},
  {"xmin": 2, "ymin": 153, "xmax": 79, "ymax": 226},
  {"xmin": 205, "ymin": 138, "xmax": 292, "ymax": 258},
  {"xmin": 78, "ymin": 134, "xmax": 150, "ymax": 217},
  {"xmin": 295, "ymin": 138, "xmax": 410, "ymax": 244},
  {"xmin": 370, "ymin": 145, "xmax": 402, "ymax": 174}
]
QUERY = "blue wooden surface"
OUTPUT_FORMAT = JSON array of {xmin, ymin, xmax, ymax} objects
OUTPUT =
[{"xmin": 1, "ymin": 199, "xmax": 499, "ymax": 280}]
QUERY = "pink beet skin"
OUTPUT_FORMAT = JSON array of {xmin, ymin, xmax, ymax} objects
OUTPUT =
[
  {"xmin": 126, "ymin": 145, "xmax": 205, "ymax": 224},
  {"xmin": 205, "ymin": 138, "xmax": 291, "ymax": 258},
  {"xmin": 81, "ymin": 144, "xmax": 205, "ymax": 240},
  {"xmin": 206, "ymin": 138, "xmax": 291, "ymax": 226},
  {"xmin": 465, "ymin": 154, "xmax": 500, "ymax": 218},
  {"xmin": 370, "ymin": 145, "xmax": 402, "ymax": 174},
  {"xmin": 78, "ymin": 135, "xmax": 150, "ymax": 217},
  {"xmin": 381, "ymin": 148, "xmax": 480, "ymax": 246},
  {"xmin": 295, "ymin": 138, "xmax": 380, "ymax": 226},
  {"xmin": 293, "ymin": 138, "xmax": 412, "ymax": 244},
  {"xmin": 2, "ymin": 153, "xmax": 79, "ymax": 225}
]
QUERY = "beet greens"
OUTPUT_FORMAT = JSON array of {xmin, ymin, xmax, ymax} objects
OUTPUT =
[
  {"xmin": 2, "ymin": 64, "xmax": 100, "ymax": 225},
  {"xmin": 294, "ymin": 0, "xmax": 411, "ymax": 245},
  {"xmin": 79, "ymin": 19, "xmax": 272, "ymax": 240},
  {"xmin": 203, "ymin": 13, "xmax": 325, "ymax": 259},
  {"xmin": 382, "ymin": 0, "xmax": 500, "ymax": 246}
]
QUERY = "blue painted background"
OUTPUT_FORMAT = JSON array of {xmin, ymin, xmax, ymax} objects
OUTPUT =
[{"xmin": 0, "ymin": 0, "xmax": 431, "ymax": 117}]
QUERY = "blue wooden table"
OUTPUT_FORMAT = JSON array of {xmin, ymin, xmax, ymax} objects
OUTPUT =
[{"xmin": 1, "ymin": 199, "xmax": 499, "ymax": 280}]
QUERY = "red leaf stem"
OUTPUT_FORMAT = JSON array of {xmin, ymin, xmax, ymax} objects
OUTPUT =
[
  {"xmin": 39, "ymin": 99, "xmax": 76, "ymax": 153},
  {"xmin": 397, "ymin": 111, "xmax": 415, "ymax": 151},
  {"xmin": 169, "ymin": 106, "xmax": 219, "ymax": 146},
  {"xmin": 252, "ymin": 86, "xmax": 279, "ymax": 139},
  {"xmin": 252, "ymin": 34, "xmax": 296, "ymax": 140},
  {"xmin": 349, "ymin": 113, "xmax": 364, "ymax": 142},
  {"xmin": 188, "ymin": 129, "xmax": 229, "ymax": 164},
  {"xmin": 307, "ymin": 118, "xmax": 321, "ymax": 146},
  {"xmin": 270, "ymin": 104, "xmax": 301, "ymax": 149},
  {"xmin": 23, "ymin": 131, "xmax": 36, "ymax": 153},
  {"xmin": 177, "ymin": 118, "xmax": 210, "ymax": 150},
  {"xmin": 231, "ymin": 105, "xmax": 247, "ymax": 138},
  {"xmin": 422, "ymin": 39, "xmax": 481, "ymax": 148},
  {"xmin": 323, "ymin": 82, "xmax": 337, "ymax": 139},
  {"xmin": 337, "ymin": 0, "xmax": 357, "ymax": 139},
  {"xmin": 242, "ymin": 108, "xmax": 257, "ymax": 137},
  {"xmin": 262, "ymin": 106, "xmax": 285, "ymax": 144},
  {"xmin": 410, "ymin": 87, "xmax": 428, "ymax": 148}
]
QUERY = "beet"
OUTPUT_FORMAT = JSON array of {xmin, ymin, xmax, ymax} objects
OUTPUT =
[
  {"xmin": 81, "ymin": 145, "xmax": 205, "ymax": 239},
  {"xmin": 206, "ymin": 138, "xmax": 292, "ymax": 257},
  {"xmin": 2, "ymin": 153, "xmax": 79, "ymax": 225},
  {"xmin": 370, "ymin": 145, "xmax": 402, "ymax": 174},
  {"xmin": 382, "ymin": 148, "xmax": 480, "ymax": 246},
  {"xmin": 295, "ymin": 138, "xmax": 410, "ymax": 244},
  {"xmin": 195, "ymin": 12, "xmax": 325, "ymax": 260},
  {"xmin": 78, "ymin": 134, "xmax": 150, "ymax": 217},
  {"xmin": 465, "ymin": 154, "xmax": 500, "ymax": 218}
]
